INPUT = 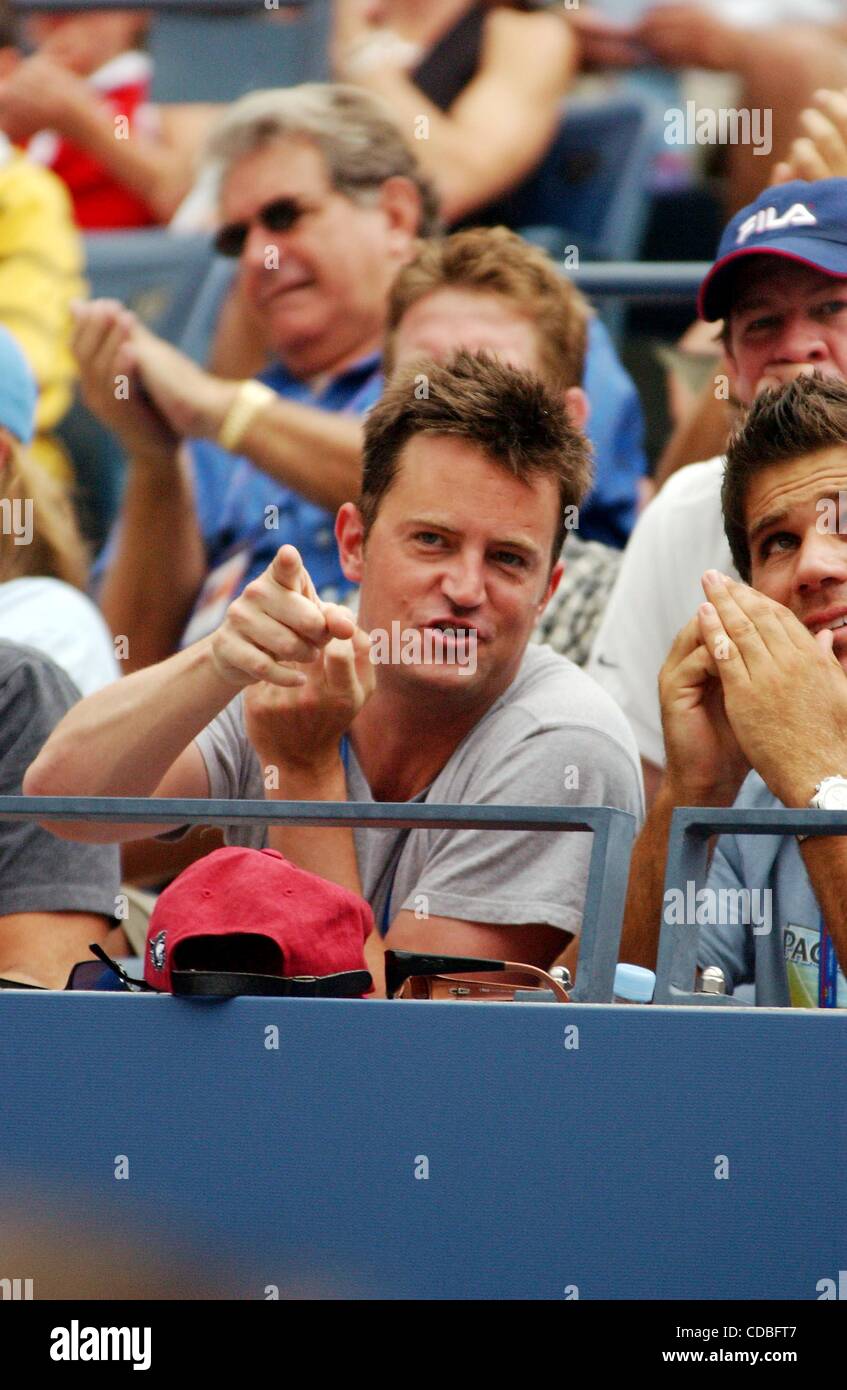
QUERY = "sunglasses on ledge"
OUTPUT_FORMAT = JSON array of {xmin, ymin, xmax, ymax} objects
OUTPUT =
[
  {"xmin": 384, "ymin": 950, "xmax": 571, "ymax": 1003},
  {"xmin": 214, "ymin": 195, "xmax": 318, "ymax": 258},
  {"xmin": 0, "ymin": 944, "xmax": 154, "ymax": 993},
  {"xmin": 0, "ymin": 945, "xmax": 373, "ymax": 999}
]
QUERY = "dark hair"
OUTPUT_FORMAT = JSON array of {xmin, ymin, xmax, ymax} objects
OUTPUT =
[
  {"xmin": 360, "ymin": 350, "xmax": 593, "ymax": 567},
  {"xmin": 384, "ymin": 226, "xmax": 590, "ymax": 393},
  {"xmin": 722, "ymin": 373, "xmax": 847, "ymax": 581},
  {"xmin": 0, "ymin": 1, "xmax": 18, "ymax": 49}
]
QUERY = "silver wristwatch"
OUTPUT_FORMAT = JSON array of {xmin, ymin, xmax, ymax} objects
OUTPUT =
[{"xmin": 797, "ymin": 775, "xmax": 847, "ymax": 842}]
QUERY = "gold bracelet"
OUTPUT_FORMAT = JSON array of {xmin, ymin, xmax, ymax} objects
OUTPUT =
[{"xmin": 217, "ymin": 380, "xmax": 277, "ymax": 453}]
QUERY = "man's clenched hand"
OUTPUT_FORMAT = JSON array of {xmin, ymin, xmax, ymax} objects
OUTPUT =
[
  {"xmin": 71, "ymin": 299, "xmax": 181, "ymax": 463},
  {"xmin": 209, "ymin": 545, "xmax": 355, "ymax": 691},
  {"xmin": 244, "ymin": 619, "xmax": 374, "ymax": 777},
  {"xmin": 659, "ymin": 605, "xmax": 750, "ymax": 805},
  {"xmin": 128, "ymin": 320, "xmax": 240, "ymax": 440}
]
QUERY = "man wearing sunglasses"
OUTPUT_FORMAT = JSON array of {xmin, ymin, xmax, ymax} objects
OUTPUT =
[{"xmin": 73, "ymin": 84, "xmax": 437, "ymax": 672}]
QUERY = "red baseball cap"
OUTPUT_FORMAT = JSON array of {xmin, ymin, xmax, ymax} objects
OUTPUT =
[{"xmin": 145, "ymin": 847, "xmax": 374, "ymax": 996}]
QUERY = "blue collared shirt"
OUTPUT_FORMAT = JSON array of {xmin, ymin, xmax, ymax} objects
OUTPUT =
[
  {"xmin": 580, "ymin": 316, "xmax": 647, "ymax": 548},
  {"xmin": 187, "ymin": 351, "xmax": 382, "ymax": 603}
]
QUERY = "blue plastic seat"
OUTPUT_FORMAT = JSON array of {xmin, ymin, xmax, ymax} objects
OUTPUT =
[
  {"xmin": 60, "ymin": 231, "xmax": 215, "ymax": 547},
  {"xmin": 478, "ymin": 93, "xmax": 664, "ymax": 263},
  {"xmin": 148, "ymin": 2, "xmax": 331, "ymax": 104},
  {"xmin": 80, "ymin": 230, "xmax": 215, "ymax": 343}
]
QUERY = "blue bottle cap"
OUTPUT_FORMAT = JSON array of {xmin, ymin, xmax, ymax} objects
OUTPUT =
[{"xmin": 614, "ymin": 963, "xmax": 655, "ymax": 1003}]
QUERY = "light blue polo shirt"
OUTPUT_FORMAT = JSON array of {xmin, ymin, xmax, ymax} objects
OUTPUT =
[{"xmin": 699, "ymin": 771, "xmax": 847, "ymax": 1007}]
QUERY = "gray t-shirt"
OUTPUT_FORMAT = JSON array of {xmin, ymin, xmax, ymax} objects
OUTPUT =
[
  {"xmin": 0, "ymin": 641, "xmax": 120, "ymax": 918},
  {"xmin": 700, "ymin": 771, "xmax": 847, "ymax": 1008},
  {"xmin": 196, "ymin": 644, "xmax": 644, "ymax": 939}
]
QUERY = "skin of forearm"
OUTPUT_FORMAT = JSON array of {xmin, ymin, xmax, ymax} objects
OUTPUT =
[
  {"xmin": 98, "ymin": 451, "xmax": 206, "ymax": 669},
  {"xmin": 350, "ymin": 69, "xmax": 490, "ymax": 222},
  {"xmin": 262, "ymin": 754, "xmax": 382, "ymax": 991},
  {"xmin": 239, "ymin": 402, "xmax": 364, "ymax": 512},
  {"xmin": 262, "ymin": 754, "xmax": 363, "ymax": 896},
  {"xmin": 619, "ymin": 778, "xmax": 734, "ymax": 969},
  {"xmin": 798, "ymin": 838, "xmax": 847, "ymax": 979},
  {"xmin": 0, "ymin": 912, "xmax": 111, "ymax": 989},
  {"xmin": 62, "ymin": 99, "xmax": 191, "ymax": 222},
  {"xmin": 619, "ymin": 780, "xmax": 680, "ymax": 970},
  {"xmin": 654, "ymin": 379, "xmax": 736, "ymax": 490},
  {"xmin": 25, "ymin": 637, "xmax": 233, "ymax": 802}
]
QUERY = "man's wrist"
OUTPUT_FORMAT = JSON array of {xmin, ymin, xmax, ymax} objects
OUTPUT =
[
  {"xmin": 662, "ymin": 772, "xmax": 739, "ymax": 809},
  {"xmin": 129, "ymin": 442, "xmax": 181, "ymax": 473},
  {"xmin": 260, "ymin": 749, "xmax": 347, "ymax": 799},
  {"xmin": 215, "ymin": 380, "xmax": 273, "ymax": 450},
  {"xmin": 773, "ymin": 762, "xmax": 847, "ymax": 811}
]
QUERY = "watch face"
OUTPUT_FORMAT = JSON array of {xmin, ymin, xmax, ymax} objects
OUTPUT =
[{"xmin": 820, "ymin": 781, "xmax": 847, "ymax": 811}]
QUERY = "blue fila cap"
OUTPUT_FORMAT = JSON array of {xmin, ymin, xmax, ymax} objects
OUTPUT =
[
  {"xmin": 0, "ymin": 326, "xmax": 36, "ymax": 443},
  {"xmin": 698, "ymin": 178, "xmax": 847, "ymax": 322}
]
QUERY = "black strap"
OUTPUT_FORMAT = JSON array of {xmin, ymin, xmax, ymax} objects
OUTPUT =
[{"xmin": 171, "ymin": 968, "xmax": 373, "ymax": 998}]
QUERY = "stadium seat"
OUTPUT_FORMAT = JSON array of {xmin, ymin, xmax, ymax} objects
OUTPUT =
[
  {"xmin": 148, "ymin": 2, "xmax": 331, "ymax": 104},
  {"xmin": 177, "ymin": 256, "xmax": 237, "ymax": 365},
  {"xmin": 478, "ymin": 93, "xmax": 665, "ymax": 263},
  {"xmin": 80, "ymin": 230, "xmax": 215, "ymax": 344},
  {"xmin": 60, "ymin": 231, "xmax": 214, "ymax": 547}
]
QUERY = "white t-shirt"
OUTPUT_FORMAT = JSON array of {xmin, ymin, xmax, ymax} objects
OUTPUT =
[
  {"xmin": 593, "ymin": 0, "xmax": 844, "ymax": 26},
  {"xmin": 0, "ymin": 577, "xmax": 119, "ymax": 696},
  {"xmin": 586, "ymin": 456, "xmax": 736, "ymax": 768}
]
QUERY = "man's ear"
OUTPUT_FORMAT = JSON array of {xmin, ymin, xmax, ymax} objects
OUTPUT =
[
  {"xmin": 540, "ymin": 557, "xmax": 564, "ymax": 612},
  {"xmin": 335, "ymin": 501, "xmax": 366, "ymax": 585},
  {"xmin": 564, "ymin": 386, "xmax": 589, "ymax": 433},
  {"xmin": 378, "ymin": 175, "xmax": 424, "ymax": 257}
]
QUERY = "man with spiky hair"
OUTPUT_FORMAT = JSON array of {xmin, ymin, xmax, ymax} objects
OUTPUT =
[{"xmin": 29, "ymin": 353, "xmax": 643, "ymax": 992}]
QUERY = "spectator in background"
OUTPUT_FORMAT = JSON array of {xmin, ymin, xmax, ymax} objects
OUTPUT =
[
  {"xmin": 588, "ymin": 178, "xmax": 847, "ymax": 804},
  {"xmin": 0, "ymin": 325, "xmax": 118, "ymax": 695},
  {"xmin": 384, "ymin": 225, "xmax": 622, "ymax": 661},
  {"xmin": 0, "ymin": 9, "xmax": 84, "ymax": 480},
  {"xmin": 573, "ymin": 1, "xmax": 847, "ymax": 213},
  {"xmin": 74, "ymin": 85, "xmax": 433, "ymax": 672},
  {"xmin": 0, "ymin": 317, "xmax": 119, "ymax": 988},
  {"xmin": 0, "ymin": 641, "xmax": 120, "ymax": 987},
  {"xmin": 0, "ymin": 5, "xmax": 214, "ymax": 227},
  {"xmin": 73, "ymin": 84, "xmax": 644, "ymax": 687},
  {"xmin": 330, "ymin": 0, "xmax": 578, "ymax": 225}
]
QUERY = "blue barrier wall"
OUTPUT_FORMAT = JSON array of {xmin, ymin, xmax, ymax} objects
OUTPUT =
[{"xmin": 0, "ymin": 995, "xmax": 843, "ymax": 1299}]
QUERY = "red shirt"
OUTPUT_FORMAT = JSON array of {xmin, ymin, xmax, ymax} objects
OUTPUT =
[{"xmin": 27, "ymin": 50, "xmax": 157, "ymax": 230}]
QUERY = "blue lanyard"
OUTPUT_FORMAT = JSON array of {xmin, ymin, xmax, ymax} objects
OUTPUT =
[{"xmin": 819, "ymin": 915, "xmax": 838, "ymax": 1008}]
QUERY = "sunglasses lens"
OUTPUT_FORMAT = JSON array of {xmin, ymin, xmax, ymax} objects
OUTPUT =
[
  {"xmin": 263, "ymin": 199, "xmax": 300, "ymax": 233},
  {"xmin": 67, "ymin": 961, "xmax": 128, "ymax": 991},
  {"xmin": 214, "ymin": 224, "xmax": 247, "ymax": 258}
]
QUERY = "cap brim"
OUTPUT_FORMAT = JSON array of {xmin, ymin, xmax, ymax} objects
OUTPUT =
[{"xmin": 698, "ymin": 240, "xmax": 847, "ymax": 321}]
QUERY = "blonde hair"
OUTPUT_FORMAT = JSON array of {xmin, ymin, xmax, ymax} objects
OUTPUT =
[
  {"xmin": 385, "ymin": 226, "xmax": 591, "ymax": 393},
  {"xmin": 0, "ymin": 433, "xmax": 89, "ymax": 588}
]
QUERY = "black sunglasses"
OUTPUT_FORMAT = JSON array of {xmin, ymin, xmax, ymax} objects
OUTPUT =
[
  {"xmin": 0, "ymin": 944, "xmax": 155, "ymax": 994},
  {"xmin": 214, "ymin": 196, "xmax": 315, "ymax": 258},
  {"xmin": 384, "ymin": 950, "xmax": 571, "ymax": 1003}
]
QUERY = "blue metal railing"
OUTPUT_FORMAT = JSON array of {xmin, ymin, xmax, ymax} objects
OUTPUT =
[
  {"xmin": 0, "ymin": 796, "xmax": 636, "ymax": 1004},
  {"xmin": 656, "ymin": 805, "xmax": 847, "ymax": 1005}
]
